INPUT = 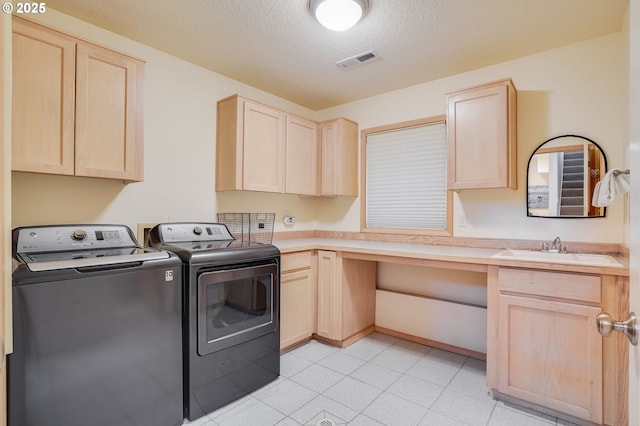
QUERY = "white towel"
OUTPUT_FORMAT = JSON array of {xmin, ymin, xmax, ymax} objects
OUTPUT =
[{"xmin": 592, "ymin": 168, "xmax": 631, "ymax": 207}]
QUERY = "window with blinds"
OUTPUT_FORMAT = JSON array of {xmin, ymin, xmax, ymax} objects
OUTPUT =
[{"xmin": 363, "ymin": 116, "xmax": 451, "ymax": 234}]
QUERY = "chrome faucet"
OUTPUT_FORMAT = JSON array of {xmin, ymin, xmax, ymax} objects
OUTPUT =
[{"xmin": 541, "ymin": 236, "xmax": 567, "ymax": 253}]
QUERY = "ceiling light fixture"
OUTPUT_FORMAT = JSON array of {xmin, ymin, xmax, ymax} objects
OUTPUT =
[{"xmin": 309, "ymin": 0, "xmax": 370, "ymax": 32}]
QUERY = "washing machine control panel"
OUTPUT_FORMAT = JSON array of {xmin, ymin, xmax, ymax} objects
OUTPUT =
[{"xmin": 16, "ymin": 225, "xmax": 138, "ymax": 253}]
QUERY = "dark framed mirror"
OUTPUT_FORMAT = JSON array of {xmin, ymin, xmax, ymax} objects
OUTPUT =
[{"xmin": 527, "ymin": 135, "xmax": 607, "ymax": 218}]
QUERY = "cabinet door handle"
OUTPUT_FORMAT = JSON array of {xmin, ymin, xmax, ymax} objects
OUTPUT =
[{"xmin": 597, "ymin": 311, "xmax": 639, "ymax": 345}]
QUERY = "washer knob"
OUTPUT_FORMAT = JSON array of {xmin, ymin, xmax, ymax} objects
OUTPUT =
[
  {"xmin": 193, "ymin": 226, "xmax": 203, "ymax": 235},
  {"xmin": 72, "ymin": 230, "xmax": 87, "ymax": 241}
]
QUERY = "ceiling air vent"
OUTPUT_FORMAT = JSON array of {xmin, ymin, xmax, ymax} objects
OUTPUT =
[{"xmin": 336, "ymin": 50, "xmax": 378, "ymax": 69}]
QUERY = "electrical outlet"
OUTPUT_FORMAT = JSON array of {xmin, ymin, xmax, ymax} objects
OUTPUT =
[
  {"xmin": 283, "ymin": 216, "xmax": 296, "ymax": 225},
  {"xmin": 457, "ymin": 214, "xmax": 467, "ymax": 227}
]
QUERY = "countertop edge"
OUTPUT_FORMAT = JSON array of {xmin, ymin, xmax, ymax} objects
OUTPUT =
[{"xmin": 273, "ymin": 238, "xmax": 630, "ymax": 277}]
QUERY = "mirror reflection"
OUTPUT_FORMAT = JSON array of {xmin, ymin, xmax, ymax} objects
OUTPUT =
[{"xmin": 527, "ymin": 135, "xmax": 607, "ymax": 218}]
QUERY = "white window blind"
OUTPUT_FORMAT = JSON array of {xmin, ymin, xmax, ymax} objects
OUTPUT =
[{"xmin": 365, "ymin": 121, "xmax": 447, "ymax": 230}]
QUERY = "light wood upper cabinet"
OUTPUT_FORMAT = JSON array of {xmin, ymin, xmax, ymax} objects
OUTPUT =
[
  {"xmin": 243, "ymin": 101, "xmax": 285, "ymax": 192},
  {"xmin": 11, "ymin": 17, "xmax": 144, "ymax": 181},
  {"xmin": 285, "ymin": 115, "xmax": 317, "ymax": 195},
  {"xmin": 75, "ymin": 43, "xmax": 143, "ymax": 180},
  {"xmin": 11, "ymin": 17, "xmax": 75, "ymax": 175},
  {"xmin": 318, "ymin": 118, "xmax": 358, "ymax": 197},
  {"xmin": 216, "ymin": 95, "xmax": 359, "ymax": 196},
  {"xmin": 446, "ymin": 78, "xmax": 516, "ymax": 190},
  {"xmin": 488, "ymin": 267, "xmax": 628, "ymax": 425},
  {"xmin": 217, "ymin": 95, "xmax": 285, "ymax": 192}
]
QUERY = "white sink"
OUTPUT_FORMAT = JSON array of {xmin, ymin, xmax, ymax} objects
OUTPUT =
[{"xmin": 492, "ymin": 249, "xmax": 624, "ymax": 267}]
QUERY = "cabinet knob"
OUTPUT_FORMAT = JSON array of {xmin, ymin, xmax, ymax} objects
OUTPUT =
[{"xmin": 596, "ymin": 311, "xmax": 639, "ymax": 346}]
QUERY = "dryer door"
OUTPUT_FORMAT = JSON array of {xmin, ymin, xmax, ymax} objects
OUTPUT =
[{"xmin": 197, "ymin": 262, "xmax": 278, "ymax": 355}]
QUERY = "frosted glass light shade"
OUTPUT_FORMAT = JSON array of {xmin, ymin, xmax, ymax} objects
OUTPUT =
[{"xmin": 311, "ymin": 0, "xmax": 366, "ymax": 32}]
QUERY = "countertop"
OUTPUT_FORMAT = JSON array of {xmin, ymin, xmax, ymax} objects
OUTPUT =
[{"xmin": 273, "ymin": 238, "xmax": 629, "ymax": 276}]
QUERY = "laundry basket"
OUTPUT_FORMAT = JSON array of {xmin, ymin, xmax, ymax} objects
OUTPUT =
[{"xmin": 217, "ymin": 213, "xmax": 275, "ymax": 244}]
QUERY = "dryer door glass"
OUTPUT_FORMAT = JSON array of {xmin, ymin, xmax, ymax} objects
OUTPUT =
[{"xmin": 197, "ymin": 262, "xmax": 277, "ymax": 355}]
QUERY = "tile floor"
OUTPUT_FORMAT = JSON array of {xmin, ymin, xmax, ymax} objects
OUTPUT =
[{"xmin": 185, "ymin": 333, "xmax": 581, "ymax": 426}]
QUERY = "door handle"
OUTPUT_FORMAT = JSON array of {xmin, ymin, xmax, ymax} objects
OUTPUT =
[{"xmin": 597, "ymin": 311, "xmax": 639, "ymax": 345}]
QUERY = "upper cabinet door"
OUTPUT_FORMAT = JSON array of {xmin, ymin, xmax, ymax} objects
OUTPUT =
[
  {"xmin": 285, "ymin": 114, "xmax": 317, "ymax": 195},
  {"xmin": 318, "ymin": 118, "xmax": 358, "ymax": 197},
  {"xmin": 75, "ymin": 43, "xmax": 144, "ymax": 181},
  {"xmin": 242, "ymin": 100, "xmax": 285, "ymax": 192},
  {"xmin": 11, "ymin": 17, "xmax": 76, "ymax": 175},
  {"xmin": 319, "ymin": 121, "xmax": 337, "ymax": 195},
  {"xmin": 446, "ymin": 79, "xmax": 517, "ymax": 190}
]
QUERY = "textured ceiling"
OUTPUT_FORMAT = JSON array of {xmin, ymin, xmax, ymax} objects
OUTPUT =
[{"xmin": 44, "ymin": 0, "xmax": 629, "ymax": 110}]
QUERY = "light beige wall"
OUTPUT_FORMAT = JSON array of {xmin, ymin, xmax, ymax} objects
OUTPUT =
[
  {"xmin": 11, "ymin": 9, "xmax": 628, "ymax": 244},
  {"xmin": 11, "ymin": 9, "xmax": 321, "ymax": 234},
  {"xmin": 317, "ymin": 32, "xmax": 628, "ymax": 243}
]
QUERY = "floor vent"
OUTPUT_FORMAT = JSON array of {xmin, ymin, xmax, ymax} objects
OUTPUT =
[
  {"xmin": 336, "ymin": 50, "xmax": 378, "ymax": 68},
  {"xmin": 316, "ymin": 419, "xmax": 337, "ymax": 426}
]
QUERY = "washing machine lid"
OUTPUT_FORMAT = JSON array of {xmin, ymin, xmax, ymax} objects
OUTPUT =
[{"xmin": 13, "ymin": 224, "xmax": 170, "ymax": 272}]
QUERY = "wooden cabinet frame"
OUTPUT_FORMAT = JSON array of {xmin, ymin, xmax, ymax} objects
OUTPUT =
[
  {"xmin": 447, "ymin": 78, "xmax": 517, "ymax": 190},
  {"xmin": 280, "ymin": 251, "xmax": 317, "ymax": 350},
  {"xmin": 318, "ymin": 118, "xmax": 358, "ymax": 197},
  {"xmin": 242, "ymin": 100, "xmax": 285, "ymax": 192},
  {"xmin": 75, "ymin": 43, "xmax": 143, "ymax": 180},
  {"xmin": 217, "ymin": 95, "xmax": 358, "ymax": 196},
  {"xmin": 285, "ymin": 114, "xmax": 317, "ymax": 195},
  {"xmin": 1, "ymin": 12, "xmax": 11, "ymax": 426},
  {"xmin": 11, "ymin": 17, "xmax": 144, "ymax": 182},
  {"xmin": 316, "ymin": 250, "xmax": 376, "ymax": 345},
  {"xmin": 487, "ymin": 266, "xmax": 628, "ymax": 425},
  {"xmin": 11, "ymin": 17, "xmax": 76, "ymax": 175}
]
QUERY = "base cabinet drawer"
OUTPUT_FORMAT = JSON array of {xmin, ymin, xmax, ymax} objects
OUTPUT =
[
  {"xmin": 281, "ymin": 251, "xmax": 313, "ymax": 273},
  {"xmin": 498, "ymin": 268, "xmax": 601, "ymax": 303}
]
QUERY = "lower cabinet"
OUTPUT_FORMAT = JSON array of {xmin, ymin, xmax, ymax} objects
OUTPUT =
[
  {"xmin": 280, "ymin": 251, "xmax": 316, "ymax": 350},
  {"xmin": 316, "ymin": 250, "xmax": 376, "ymax": 345},
  {"xmin": 488, "ymin": 267, "xmax": 628, "ymax": 425},
  {"xmin": 497, "ymin": 294, "xmax": 602, "ymax": 421}
]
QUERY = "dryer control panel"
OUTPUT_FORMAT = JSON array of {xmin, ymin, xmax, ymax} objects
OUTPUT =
[{"xmin": 155, "ymin": 223, "xmax": 234, "ymax": 243}]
